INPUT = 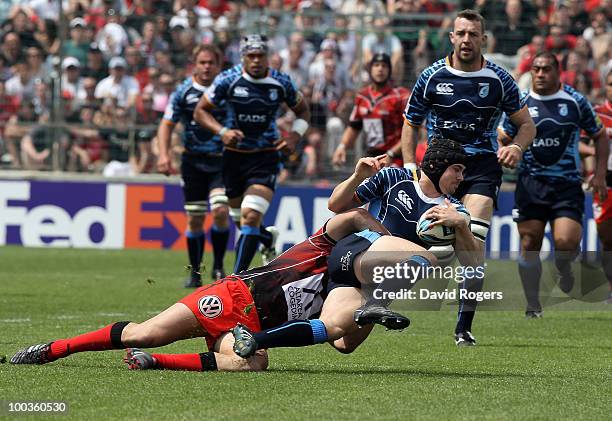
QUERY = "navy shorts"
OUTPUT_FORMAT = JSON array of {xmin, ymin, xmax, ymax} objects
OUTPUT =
[
  {"xmin": 326, "ymin": 230, "xmax": 383, "ymax": 292},
  {"xmin": 222, "ymin": 149, "xmax": 281, "ymax": 199},
  {"xmin": 453, "ymin": 153, "xmax": 503, "ymax": 206},
  {"xmin": 181, "ymin": 153, "xmax": 224, "ymax": 204},
  {"xmin": 513, "ymin": 173, "xmax": 584, "ymax": 224}
]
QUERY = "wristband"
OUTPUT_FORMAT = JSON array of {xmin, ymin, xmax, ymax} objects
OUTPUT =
[
  {"xmin": 292, "ymin": 118, "xmax": 309, "ymax": 137},
  {"xmin": 337, "ymin": 143, "xmax": 346, "ymax": 151},
  {"xmin": 386, "ymin": 150, "xmax": 396, "ymax": 158},
  {"xmin": 403, "ymin": 163, "xmax": 417, "ymax": 170},
  {"xmin": 509, "ymin": 143, "xmax": 523, "ymax": 153},
  {"xmin": 218, "ymin": 127, "xmax": 228, "ymax": 137}
]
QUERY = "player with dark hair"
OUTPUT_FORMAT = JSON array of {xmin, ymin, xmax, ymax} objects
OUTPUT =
[
  {"xmin": 401, "ymin": 9, "xmax": 537, "ymax": 345},
  {"xmin": 592, "ymin": 71, "xmax": 612, "ymax": 304},
  {"xmin": 157, "ymin": 44, "xmax": 230, "ymax": 287},
  {"xmin": 9, "ymin": 209, "xmax": 433, "ymax": 371},
  {"xmin": 332, "ymin": 53, "xmax": 410, "ymax": 167},
  {"xmin": 194, "ymin": 34, "xmax": 310, "ymax": 273},
  {"xmin": 499, "ymin": 53, "xmax": 608, "ymax": 316},
  {"xmin": 231, "ymin": 139, "xmax": 478, "ymax": 358}
]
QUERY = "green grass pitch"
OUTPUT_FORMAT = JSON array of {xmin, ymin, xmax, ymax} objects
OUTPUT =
[{"xmin": 1, "ymin": 246, "xmax": 611, "ymax": 420}]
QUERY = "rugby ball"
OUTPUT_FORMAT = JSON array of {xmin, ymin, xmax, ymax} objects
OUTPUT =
[{"xmin": 416, "ymin": 205, "xmax": 471, "ymax": 246}]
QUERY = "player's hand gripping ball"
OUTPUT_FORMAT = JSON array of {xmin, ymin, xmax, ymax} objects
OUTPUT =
[{"xmin": 417, "ymin": 204, "xmax": 470, "ymax": 246}]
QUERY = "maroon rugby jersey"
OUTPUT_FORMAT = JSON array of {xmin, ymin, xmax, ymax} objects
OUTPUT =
[{"xmin": 239, "ymin": 225, "xmax": 336, "ymax": 329}]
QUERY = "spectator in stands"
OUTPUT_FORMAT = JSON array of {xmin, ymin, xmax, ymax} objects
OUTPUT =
[
  {"xmin": 85, "ymin": 0, "xmax": 117, "ymax": 31},
  {"xmin": 340, "ymin": 0, "xmax": 386, "ymax": 30},
  {"xmin": 31, "ymin": 79, "xmax": 50, "ymax": 117},
  {"xmin": 63, "ymin": 18, "xmax": 90, "ymax": 65},
  {"xmin": 94, "ymin": 56, "xmax": 140, "ymax": 108},
  {"xmin": 361, "ymin": 18, "xmax": 404, "ymax": 83},
  {"xmin": 565, "ymin": 0, "xmax": 590, "ymax": 36},
  {"xmin": 330, "ymin": 15, "xmax": 357, "ymax": 80},
  {"xmin": 0, "ymin": 79, "xmax": 19, "ymax": 166},
  {"xmin": 583, "ymin": 8, "xmax": 611, "ymax": 65},
  {"xmin": 153, "ymin": 49, "xmax": 175, "ymax": 75},
  {"xmin": 96, "ymin": 10, "xmax": 129, "ymax": 57},
  {"xmin": 67, "ymin": 105, "xmax": 108, "ymax": 173},
  {"xmin": 75, "ymin": 76, "xmax": 99, "ymax": 109},
  {"xmin": 136, "ymin": 20, "xmax": 169, "ymax": 66},
  {"xmin": 546, "ymin": 24, "xmax": 577, "ymax": 55},
  {"xmin": 1, "ymin": 32, "xmax": 23, "ymax": 66},
  {"xmin": 279, "ymin": 32, "xmax": 315, "ymax": 75},
  {"xmin": 82, "ymin": 43, "xmax": 108, "ymax": 82},
  {"xmin": 420, "ymin": 0, "xmax": 455, "ymax": 28},
  {"xmin": 9, "ymin": 8, "xmax": 38, "ymax": 49},
  {"xmin": 309, "ymin": 39, "xmax": 352, "ymax": 92},
  {"xmin": 515, "ymin": 34, "xmax": 547, "ymax": 78},
  {"xmin": 295, "ymin": 0, "xmax": 334, "ymax": 32},
  {"xmin": 492, "ymin": 0, "xmax": 536, "ymax": 57},
  {"xmin": 26, "ymin": 45, "xmax": 47, "ymax": 82},
  {"xmin": 19, "ymin": 102, "xmax": 51, "ymax": 171},
  {"xmin": 144, "ymin": 72, "xmax": 174, "ymax": 115},
  {"xmin": 5, "ymin": 59, "xmax": 34, "ymax": 101},
  {"xmin": 282, "ymin": 43, "xmax": 309, "ymax": 88},
  {"xmin": 33, "ymin": 19, "xmax": 60, "ymax": 56},
  {"xmin": 61, "ymin": 57, "xmax": 84, "ymax": 100},
  {"xmin": 212, "ymin": 18, "xmax": 240, "ymax": 68},
  {"xmin": 124, "ymin": 46, "xmax": 149, "ymax": 89},
  {"xmin": 562, "ymin": 50, "xmax": 601, "ymax": 99},
  {"xmin": 0, "ymin": 56, "xmax": 11, "ymax": 82}
]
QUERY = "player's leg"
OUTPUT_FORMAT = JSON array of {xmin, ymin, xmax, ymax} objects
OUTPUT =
[
  {"xmin": 517, "ymin": 220, "xmax": 546, "ymax": 316},
  {"xmin": 181, "ymin": 156, "xmax": 209, "ymax": 287},
  {"xmin": 233, "ymin": 184, "xmax": 276, "ymax": 272},
  {"xmin": 232, "ymin": 287, "xmax": 371, "ymax": 358},
  {"xmin": 127, "ymin": 332, "xmax": 269, "ymax": 372},
  {"xmin": 209, "ymin": 187, "xmax": 230, "ymax": 280},
  {"xmin": 551, "ymin": 217, "xmax": 583, "ymax": 294},
  {"xmin": 454, "ymin": 193, "xmax": 492, "ymax": 344},
  {"xmin": 597, "ymin": 219, "xmax": 612, "ymax": 303},
  {"xmin": 11, "ymin": 303, "xmax": 205, "ymax": 365}
]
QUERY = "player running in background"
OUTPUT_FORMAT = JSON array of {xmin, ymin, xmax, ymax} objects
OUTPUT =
[
  {"xmin": 156, "ymin": 45, "xmax": 230, "ymax": 288},
  {"xmin": 9, "ymin": 209, "xmax": 430, "ymax": 372},
  {"xmin": 499, "ymin": 52, "xmax": 608, "ymax": 318},
  {"xmin": 194, "ymin": 34, "xmax": 310, "ymax": 273},
  {"xmin": 401, "ymin": 9, "xmax": 537, "ymax": 345},
  {"xmin": 231, "ymin": 139, "xmax": 476, "ymax": 357},
  {"xmin": 331, "ymin": 53, "xmax": 410, "ymax": 167},
  {"xmin": 587, "ymin": 71, "xmax": 612, "ymax": 303}
]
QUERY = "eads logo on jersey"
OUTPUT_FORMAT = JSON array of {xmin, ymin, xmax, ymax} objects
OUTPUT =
[
  {"xmin": 395, "ymin": 190, "xmax": 414, "ymax": 212},
  {"xmin": 436, "ymin": 83, "xmax": 454, "ymax": 95},
  {"xmin": 198, "ymin": 295, "xmax": 223, "ymax": 319}
]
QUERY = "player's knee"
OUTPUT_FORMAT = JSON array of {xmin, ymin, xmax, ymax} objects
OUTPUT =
[
  {"xmin": 554, "ymin": 236, "xmax": 580, "ymax": 252},
  {"xmin": 334, "ymin": 342, "xmax": 358, "ymax": 354},
  {"xmin": 241, "ymin": 195, "xmax": 269, "ymax": 224},
  {"xmin": 211, "ymin": 206, "xmax": 229, "ymax": 226},
  {"xmin": 187, "ymin": 215, "xmax": 205, "ymax": 232},
  {"xmin": 241, "ymin": 209, "xmax": 262, "ymax": 227},
  {"xmin": 521, "ymin": 234, "xmax": 543, "ymax": 252},
  {"xmin": 121, "ymin": 324, "xmax": 160, "ymax": 348}
]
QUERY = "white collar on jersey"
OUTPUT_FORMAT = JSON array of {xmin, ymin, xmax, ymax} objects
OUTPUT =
[
  {"xmin": 528, "ymin": 86, "xmax": 572, "ymax": 102},
  {"xmin": 412, "ymin": 179, "xmax": 446, "ymax": 205},
  {"xmin": 191, "ymin": 78, "xmax": 208, "ymax": 92},
  {"xmin": 444, "ymin": 54, "xmax": 493, "ymax": 78},
  {"xmin": 241, "ymin": 70, "xmax": 283, "ymax": 88}
]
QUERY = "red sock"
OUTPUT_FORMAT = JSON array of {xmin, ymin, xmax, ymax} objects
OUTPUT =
[
  {"xmin": 48, "ymin": 321, "xmax": 130, "ymax": 360},
  {"xmin": 151, "ymin": 353, "xmax": 207, "ymax": 371}
]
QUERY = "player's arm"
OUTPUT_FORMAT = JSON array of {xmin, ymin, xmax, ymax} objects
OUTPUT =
[
  {"xmin": 156, "ymin": 119, "xmax": 175, "ymax": 175},
  {"xmin": 282, "ymin": 96, "xmax": 310, "ymax": 152},
  {"xmin": 401, "ymin": 71, "xmax": 429, "ymax": 168},
  {"xmin": 423, "ymin": 199, "xmax": 481, "ymax": 266},
  {"xmin": 325, "ymin": 208, "xmax": 391, "ymax": 242},
  {"xmin": 328, "ymin": 155, "xmax": 388, "ymax": 213},
  {"xmin": 497, "ymin": 107, "xmax": 536, "ymax": 169},
  {"xmin": 401, "ymin": 118, "xmax": 421, "ymax": 168},
  {"xmin": 588, "ymin": 128, "xmax": 609, "ymax": 200},
  {"xmin": 332, "ymin": 125, "xmax": 361, "ymax": 166}
]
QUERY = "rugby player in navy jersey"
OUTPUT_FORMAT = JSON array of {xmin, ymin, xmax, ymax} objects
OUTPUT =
[
  {"xmin": 194, "ymin": 35, "xmax": 311, "ymax": 273},
  {"xmin": 156, "ymin": 45, "xmax": 230, "ymax": 288},
  {"xmin": 230, "ymin": 139, "xmax": 479, "ymax": 358},
  {"xmin": 498, "ymin": 52, "xmax": 608, "ymax": 318},
  {"xmin": 9, "ymin": 208, "xmax": 432, "ymax": 371},
  {"xmin": 401, "ymin": 9, "xmax": 537, "ymax": 345}
]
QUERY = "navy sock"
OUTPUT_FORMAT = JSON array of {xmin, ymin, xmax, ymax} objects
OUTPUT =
[
  {"xmin": 233, "ymin": 226, "xmax": 261, "ymax": 273},
  {"xmin": 518, "ymin": 256, "xmax": 542, "ymax": 312},
  {"xmin": 555, "ymin": 250, "xmax": 576, "ymax": 293},
  {"xmin": 455, "ymin": 273, "xmax": 485, "ymax": 334},
  {"xmin": 186, "ymin": 231, "xmax": 204, "ymax": 280},
  {"xmin": 258, "ymin": 225, "xmax": 273, "ymax": 248},
  {"xmin": 253, "ymin": 319, "xmax": 328, "ymax": 350},
  {"xmin": 368, "ymin": 255, "xmax": 432, "ymax": 307},
  {"xmin": 211, "ymin": 225, "xmax": 229, "ymax": 270}
]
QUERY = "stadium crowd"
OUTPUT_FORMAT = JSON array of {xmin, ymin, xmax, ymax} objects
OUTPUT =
[{"xmin": 0, "ymin": 0, "xmax": 609, "ymax": 180}]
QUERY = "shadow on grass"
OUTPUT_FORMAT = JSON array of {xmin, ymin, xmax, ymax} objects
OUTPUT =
[{"xmin": 266, "ymin": 367, "xmax": 532, "ymax": 378}]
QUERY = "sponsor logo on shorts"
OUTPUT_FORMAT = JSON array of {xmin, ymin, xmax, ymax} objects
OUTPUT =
[
  {"xmin": 197, "ymin": 295, "xmax": 223, "ymax": 318},
  {"xmin": 436, "ymin": 83, "xmax": 454, "ymax": 95},
  {"xmin": 286, "ymin": 286, "xmax": 303, "ymax": 319},
  {"xmin": 340, "ymin": 250, "xmax": 352, "ymax": 271}
]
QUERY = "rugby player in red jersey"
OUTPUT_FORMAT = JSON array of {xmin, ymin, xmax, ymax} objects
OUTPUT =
[
  {"xmin": 592, "ymin": 71, "xmax": 612, "ymax": 303},
  {"xmin": 332, "ymin": 53, "xmax": 410, "ymax": 167},
  {"xmin": 10, "ymin": 207, "xmax": 436, "ymax": 372}
]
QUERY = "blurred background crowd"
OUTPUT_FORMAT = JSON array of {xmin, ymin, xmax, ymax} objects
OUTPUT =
[{"xmin": 0, "ymin": 0, "xmax": 609, "ymax": 182}]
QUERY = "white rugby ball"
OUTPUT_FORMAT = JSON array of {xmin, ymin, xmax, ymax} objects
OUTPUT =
[{"xmin": 416, "ymin": 205, "xmax": 471, "ymax": 246}]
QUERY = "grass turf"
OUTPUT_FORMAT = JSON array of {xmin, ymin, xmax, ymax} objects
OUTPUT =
[{"xmin": 1, "ymin": 246, "xmax": 611, "ymax": 420}]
